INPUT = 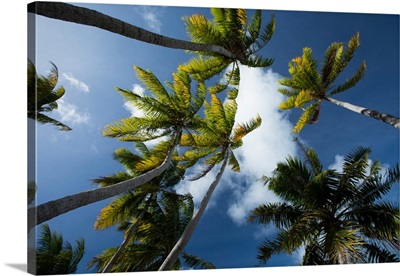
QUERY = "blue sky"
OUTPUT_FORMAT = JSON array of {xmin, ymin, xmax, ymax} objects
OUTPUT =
[{"xmin": 1, "ymin": 1, "xmax": 399, "ymax": 276}]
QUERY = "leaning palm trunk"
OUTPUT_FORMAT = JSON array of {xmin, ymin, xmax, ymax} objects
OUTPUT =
[
  {"xmin": 102, "ymin": 195, "xmax": 152, "ymax": 273},
  {"xmin": 28, "ymin": 130, "xmax": 181, "ymax": 232},
  {"xmin": 27, "ymin": 2, "xmax": 235, "ymax": 59},
  {"xmin": 158, "ymin": 151, "xmax": 229, "ymax": 271},
  {"xmin": 324, "ymin": 96, "xmax": 400, "ymax": 128}
]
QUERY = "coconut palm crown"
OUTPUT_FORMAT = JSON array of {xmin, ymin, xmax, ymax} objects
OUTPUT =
[
  {"xmin": 159, "ymin": 85, "xmax": 262, "ymax": 270},
  {"xmin": 87, "ymin": 192, "xmax": 215, "ymax": 272},
  {"xmin": 249, "ymin": 146, "xmax": 399, "ymax": 265},
  {"xmin": 36, "ymin": 224, "xmax": 85, "ymax": 274},
  {"xmin": 277, "ymin": 33, "xmax": 400, "ymax": 132},
  {"xmin": 28, "ymin": 59, "xmax": 71, "ymax": 131},
  {"xmin": 179, "ymin": 8, "xmax": 275, "ymax": 82}
]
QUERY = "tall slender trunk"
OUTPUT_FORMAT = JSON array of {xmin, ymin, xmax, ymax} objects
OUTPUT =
[
  {"xmin": 324, "ymin": 96, "xmax": 400, "ymax": 128},
  {"xmin": 27, "ymin": 2, "xmax": 236, "ymax": 59},
  {"xmin": 158, "ymin": 151, "xmax": 229, "ymax": 271},
  {"xmin": 102, "ymin": 194, "xmax": 153, "ymax": 273},
  {"xmin": 28, "ymin": 130, "xmax": 181, "ymax": 232}
]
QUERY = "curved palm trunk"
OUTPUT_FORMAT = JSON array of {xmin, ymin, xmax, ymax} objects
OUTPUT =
[
  {"xmin": 324, "ymin": 96, "xmax": 400, "ymax": 128},
  {"xmin": 27, "ymin": 2, "xmax": 235, "ymax": 59},
  {"xmin": 28, "ymin": 130, "xmax": 181, "ymax": 232},
  {"xmin": 102, "ymin": 195, "xmax": 153, "ymax": 273},
  {"xmin": 158, "ymin": 151, "xmax": 229, "ymax": 271}
]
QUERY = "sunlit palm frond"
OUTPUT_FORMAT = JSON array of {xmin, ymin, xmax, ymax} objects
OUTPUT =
[
  {"xmin": 232, "ymin": 114, "xmax": 262, "ymax": 142},
  {"xmin": 292, "ymin": 103, "xmax": 318, "ymax": 133},
  {"xmin": 94, "ymin": 191, "xmax": 149, "ymax": 230},
  {"xmin": 133, "ymin": 66, "xmax": 174, "ymax": 106},
  {"xmin": 178, "ymin": 56, "xmax": 229, "ymax": 80}
]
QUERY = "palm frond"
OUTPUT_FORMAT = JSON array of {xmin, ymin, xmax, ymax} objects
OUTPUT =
[
  {"xmin": 292, "ymin": 103, "xmax": 318, "ymax": 133},
  {"xmin": 181, "ymin": 253, "xmax": 216, "ymax": 269},
  {"xmin": 328, "ymin": 61, "xmax": 366, "ymax": 96},
  {"xmin": 178, "ymin": 56, "xmax": 229, "ymax": 80},
  {"xmin": 133, "ymin": 66, "xmax": 174, "ymax": 106},
  {"xmin": 232, "ymin": 114, "xmax": 262, "ymax": 142}
]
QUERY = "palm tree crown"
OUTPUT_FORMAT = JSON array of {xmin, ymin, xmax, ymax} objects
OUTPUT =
[
  {"xmin": 159, "ymin": 86, "xmax": 262, "ymax": 270},
  {"xmin": 277, "ymin": 33, "xmax": 400, "ymax": 131},
  {"xmin": 28, "ymin": 59, "xmax": 71, "ymax": 131},
  {"xmin": 103, "ymin": 66, "xmax": 206, "ymax": 143},
  {"xmin": 249, "ymin": 145, "xmax": 399, "ymax": 265},
  {"xmin": 87, "ymin": 192, "xmax": 215, "ymax": 272},
  {"xmin": 36, "ymin": 224, "xmax": 85, "ymax": 274},
  {"xmin": 179, "ymin": 8, "xmax": 275, "ymax": 81}
]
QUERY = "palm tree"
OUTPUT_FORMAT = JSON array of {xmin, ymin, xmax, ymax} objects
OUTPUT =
[
  {"xmin": 249, "ymin": 146, "xmax": 399, "ymax": 265},
  {"xmin": 36, "ymin": 224, "xmax": 85, "ymax": 274},
  {"xmin": 28, "ymin": 66, "xmax": 206, "ymax": 231},
  {"xmin": 179, "ymin": 8, "xmax": 275, "ymax": 82},
  {"xmin": 277, "ymin": 33, "xmax": 400, "ymax": 132},
  {"xmin": 87, "ymin": 192, "xmax": 215, "ymax": 272},
  {"xmin": 91, "ymin": 141, "xmax": 185, "ymax": 272},
  {"xmin": 159, "ymin": 89, "xmax": 262, "ymax": 270},
  {"xmin": 28, "ymin": 2, "xmax": 235, "ymax": 58},
  {"xmin": 28, "ymin": 59, "xmax": 71, "ymax": 131}
]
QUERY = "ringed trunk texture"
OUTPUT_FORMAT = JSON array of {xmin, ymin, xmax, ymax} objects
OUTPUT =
[
  {"xmin": 158, "ymin": 151, "xmax": 229, "ymax": 271},
  {"xmin": 325, "ymin": 96, "xmax": 400, "ymax": 128},
  {"xmin": 102, "ymin": 195, "xmax": 153, "ymax": 273},
  {"xmin": 28, "ymin": 131, "xmax": 181, "ymax": 232},
  {"xmin": 27, "ymin": 2, "xmax": 236, "ymax": 59}
]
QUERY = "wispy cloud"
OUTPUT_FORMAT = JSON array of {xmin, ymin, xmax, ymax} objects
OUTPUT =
[
  {"xmin": 224, "ymin": 65, "xmax": 298, "ymax": 225},
  {"xmin": 123, "ymin": 84, "xmax": 145, "ymax": 117},
  {"xmin": 56, "ymin": 98, "xmax": 90, "ymax": 125},
  {"xmin": 139, "ymin": 7, "xmax": 163, "ymax": 33},
  {"xmin": 62, "ymin": 73, "xmax": 90, "ymax": 93}
]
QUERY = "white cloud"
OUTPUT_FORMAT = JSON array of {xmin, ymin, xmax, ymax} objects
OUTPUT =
[
  {"xmin": 62, "ymin": 73, "xmax": 90, "ymax": 93},
  {"xmin": 139, "ymin": 7, "xmax": 163, "ymax": 33},
  {"xmin": 224, "ymin": 65, "xmax": 298, "ymax": 224},
  {"xmin": 123, "ymin": 84, "xmax": 145, "ymax": 117},
  {"xmin": 328, "ymin": 154, "xmax": 345, "ymax": 173},
  {"xmin": 55, "ymin": 98, "xmax": 90, "ymax": 125}
]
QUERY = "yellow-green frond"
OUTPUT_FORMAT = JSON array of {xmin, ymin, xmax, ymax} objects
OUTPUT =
[
  {"xmin": 135, "ymin": 156, "xmax": 163, "ymax": 172},
  {"xmin": 183, "ymin": 13, "xmax": 224, "ymax": 45},
  {"xmin": 94, "ymin": 192, "xmax": 147, "ymax": 230},
  {"xmin": 133, "ymin": 66, "xmax": 173, "ymax": 104},
  {"xmin": 278, "ymin": 96, "xmax": 297, "ymax": 110},
  {"xmin": 209, "ymin": 83, "xmax": 228, "ymax": 94},
  {"xmin": 170, "ymin": 70, "xmax": 191, "ymax": 111},
  {"xmin": 232, "ymin": 114, "xmax": 262, "ymax": 142},
  {"xmin": 294, "ymin": 90, "xmax": 313, "ymax": 108},
  {"xmin": 228, "ymin": 151, "xmax": 240, "ymax": 172},
  {"xmin": 292, "ymin": 104, "xmax": 317, "ymax": 133},
  {"xmin": 227, "ymin": 88, "xmax": 239, "ymax": 100},
  {"xmin": 207, "ymin": 94, "xmax": 230, "ymax": 134},
  {"xmin": 210, "ymin": 8, "xmax": 228, "ymax": 38},
  {"xmin": 179, "ymin": 56, "xmax": 229, "ymax": 80}
]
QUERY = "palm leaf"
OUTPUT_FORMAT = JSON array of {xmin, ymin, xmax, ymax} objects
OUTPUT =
[
  {"xmin": 178, "ymin": 56, "xmax": 229, "ymax": 80},
  {"xmin": 328, "ymin": 61, "xmax": 366, "ymax": 96},
  {"xmin": 232, "ymin": 114, "xmax": 262, "ymax": 142},
  {"xmin": 133, "ymin": 66, "xmax": 174, "ymax": 106},
  {"xmin": 292, "ymin": 103, "xmax": 318, "ymax": 133},
  {"xmin": 181, "ymin": 253, "xmax": 216, "ymax": 269}
]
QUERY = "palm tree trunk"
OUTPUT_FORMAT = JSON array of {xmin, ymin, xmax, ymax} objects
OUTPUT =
[
  {"xmin": 102, "ymin": 195, "xmax": 153, "ymax": 273},
  {"xmin": 28, "ymin": 129, "xmax": 181, "ymax": 232},
  {"xmin": 158, "ymin": 151, "xmax": 229, "ymax": 271},
  {"xmin": 324, "ymin": 96, "xmax": 400, "ymax": 128},
  {"xmin": 27, "ymin": 2, "xmax": 236, "ymax": 59}
]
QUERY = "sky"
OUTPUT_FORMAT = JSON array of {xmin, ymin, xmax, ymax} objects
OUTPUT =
[{"xmin": 1, "ymin": 1, "xmax": 399, "ymax": 276}]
